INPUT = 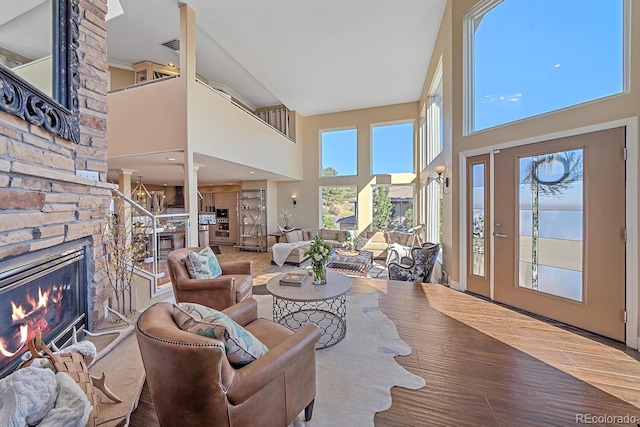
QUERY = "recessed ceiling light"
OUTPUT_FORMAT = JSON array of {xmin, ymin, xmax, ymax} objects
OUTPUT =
[
  {"xmin": 249, "ymin": 171, "xmax": 255, "ymax": 174},
  {"xmin": 163, "ymin": 183, "xmax": 167, "ymax": 186},
  {"xmin": 166, "ymin": 157, "xmax": 176, "ymax": 161}
]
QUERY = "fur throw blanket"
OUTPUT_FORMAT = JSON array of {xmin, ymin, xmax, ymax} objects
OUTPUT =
[{"xmin": 0, "ymin": 341, "xmax": 98, "ymax": 426}]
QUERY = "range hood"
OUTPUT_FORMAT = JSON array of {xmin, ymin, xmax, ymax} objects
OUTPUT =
[{"xmin": 167, "ymin": 186, "xmax": 184, "ymax": 208}]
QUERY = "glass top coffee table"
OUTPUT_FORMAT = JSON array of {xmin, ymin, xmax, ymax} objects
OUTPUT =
[
  {"xmin": 266, "ymin": 270, "xmax": 352, "ymax": 349},
  {"xmin": 326, "ymin": 249, "xmax": 373, "ymax": 277}
]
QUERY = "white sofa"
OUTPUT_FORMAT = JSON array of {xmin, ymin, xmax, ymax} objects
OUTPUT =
[{"xmin": 272, "ymin": 229, "xmax": 348, "ymax": 265}]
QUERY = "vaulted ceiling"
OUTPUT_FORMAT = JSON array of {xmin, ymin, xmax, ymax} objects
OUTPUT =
[
  {"xmin": 106, "ymin": 0, "xmax": 447, "ymax": 116},
  {"xmin": 105, "ymin": 0, "xmax": 447, "ymax": 185}
]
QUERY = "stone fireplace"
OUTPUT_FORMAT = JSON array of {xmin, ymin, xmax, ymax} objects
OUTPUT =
[{"xmin": 0, "ymin": 0, "xmax": 113, "ymax": 374}]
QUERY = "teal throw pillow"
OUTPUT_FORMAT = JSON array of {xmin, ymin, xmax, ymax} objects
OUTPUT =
[
  {"xmin": 173, "ymin": 302, "xmax": 269, "ymax": 366},
  {"xmin": 185, "ymin": 246, "xmax": 222, "ymax": 279}
]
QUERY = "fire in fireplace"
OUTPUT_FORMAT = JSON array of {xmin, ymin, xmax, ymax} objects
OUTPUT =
[{"xmin": 0, "ymin": 240, "xmax": 88, "ymax": 378}]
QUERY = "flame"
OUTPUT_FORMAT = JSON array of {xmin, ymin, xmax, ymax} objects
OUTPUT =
[
  {"xmin": 51, "ymin": 286, "xmax": 64, "ymax": 304},
  {"xmin": 10, "ymin": 301, "xmax": 27, "ymax": 322},
  {"xmin": 0, "ymin": 325, "xmax": 29, "ymax": 357},
  {"xmin": 2, "ymin": 284, "xmax": 65, "ymax": 361},
  {"xmin": 37, "ymin": 287, "xmax": 49, "ymax": 309}
]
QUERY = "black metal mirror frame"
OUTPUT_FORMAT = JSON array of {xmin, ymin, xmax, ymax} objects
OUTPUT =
[{"xmin": 0, "ymin": 0, "xmax": 80, "ymax": 143}]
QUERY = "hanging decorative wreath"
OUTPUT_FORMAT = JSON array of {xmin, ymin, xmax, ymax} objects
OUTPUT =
[{"xmin": 522, "ymin": 151, "xmax": 583, "ymax": 197}]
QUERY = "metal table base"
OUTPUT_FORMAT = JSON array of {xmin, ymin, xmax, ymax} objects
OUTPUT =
[{"xmin": 272, "ymin": 294, "xmax": 347, "ymax": 349}]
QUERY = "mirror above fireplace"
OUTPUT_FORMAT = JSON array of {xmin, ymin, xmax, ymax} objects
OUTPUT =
[{"xmin": 0, "ymin": 0, "xmax": 80, "ymax": 143}]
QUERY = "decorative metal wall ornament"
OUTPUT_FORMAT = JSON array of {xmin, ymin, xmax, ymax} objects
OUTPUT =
[{"xmin": 0, "ymin": 0, "xmax": 80, "ymax": 143}]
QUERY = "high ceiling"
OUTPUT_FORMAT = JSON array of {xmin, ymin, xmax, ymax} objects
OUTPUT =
[
  {"xmin": 105, "ymin": 0, "xmax": 447, "ymax": 185},
  {"xmin": 107, "ymin": 0, "xmax": 446, "ymax": 116}
]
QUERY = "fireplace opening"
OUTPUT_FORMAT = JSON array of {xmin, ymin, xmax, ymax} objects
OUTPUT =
[{"xmin": 0, "ymin": 240, "xmax": 89, "ymax": 378}]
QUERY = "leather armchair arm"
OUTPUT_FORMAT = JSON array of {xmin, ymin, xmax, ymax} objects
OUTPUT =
[
  {"xmin": 220, "ymin": 261, "xmax": 253, "ymax": 275},
  {"xmin": 175, "ymin": 276, "xmax": 235, "ymax": 292},
  {"xmin": 222, "ymin": 298, "xmax": 258, "ymax": 326},
  {"xmin": 225, "ymin": 324, "xmax": 320, "ymax": 404},
  {"xmin": 174, "ymin": 277, "xmax": 235, "ymax": 309}
]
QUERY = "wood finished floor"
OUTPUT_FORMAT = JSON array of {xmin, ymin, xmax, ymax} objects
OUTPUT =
[{"xmin": 131, "ymin": 249, "xmax": 640, "ymax": 426}]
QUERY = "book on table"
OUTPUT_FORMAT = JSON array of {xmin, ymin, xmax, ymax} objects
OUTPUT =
[{"xmin": 279, "ymin": 272, "xmax": 308, "ymax": 286}]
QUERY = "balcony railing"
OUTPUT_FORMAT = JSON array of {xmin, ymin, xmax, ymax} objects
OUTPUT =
[{"xmin": 111, "ymin": 189, "xmax": 192, "ymax": 298}]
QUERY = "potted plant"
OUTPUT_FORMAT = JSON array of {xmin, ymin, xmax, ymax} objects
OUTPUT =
[
  {"xmin": 279, "ymin": 209, "xmax": 296, "ymax": 231},
  {"xmin": 95, "ymin": 196, "xmax": 150, "ymax": 318}
]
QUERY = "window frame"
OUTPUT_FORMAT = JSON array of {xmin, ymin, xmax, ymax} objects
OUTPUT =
[
  {"xmin": 319, "ymin": 127, "xmax": 358, "ymax": 178},
  {"xmin": 463, "ymin": 0, "xmax": 631, "ymax": 136},
  {"xmin": 319, "ymin": 185, "xmax": 358, "ymax": 230},
  {"xmin": 370, "ymin": 120, "xmax": 415, "ymax": 176},
  {"xmin": 425, "ymin": 57, "xmax": 443, "ymax": 166},
  {"xmin": 370, "ymin": 184, "xmax": 416, "ymax": 232}
]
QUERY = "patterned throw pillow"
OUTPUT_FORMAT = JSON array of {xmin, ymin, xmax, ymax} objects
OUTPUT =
[
  {"xmin": 185, "ymin": 247, "xmax": 222, "ymax": 279},
  {"xmin": 355, "ymin": 236, "xmax": 370, "ymax": 250},
  {"xmin": 173, "ymin": 302, "xmax": 269, "ymax": 366}
]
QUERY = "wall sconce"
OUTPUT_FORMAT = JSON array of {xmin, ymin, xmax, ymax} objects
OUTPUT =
[
  {"xmin": 291, "ymin": 194, "xmax": 297, "ymax": 207},
  {"xmin": 435, "ymin": 165, "xmax": 449, "ymax": 188}
]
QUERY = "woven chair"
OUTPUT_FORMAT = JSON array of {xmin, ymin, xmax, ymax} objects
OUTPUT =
[{"xmin": 388, "ymin": 243, "xmax": 440, "ymax": 283}]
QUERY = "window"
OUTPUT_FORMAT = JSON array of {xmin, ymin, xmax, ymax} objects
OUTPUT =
[
  {"xmin": 425, "ymin": 59, "xmax": 443, "ymax": 165},
  {"xmin": 321, "ymin": 129, "xmax": 357, "ymax": 177},
  {"xmin": 467, "ymin": 0, "xmax": 625, "ymax": 133},
  {"xmin": 518, "ymin": 149, "xmax": 584, "ymax": 302},
  {"xmin": 371, "ymin": 185, "xmax": 414, "ymax": 231},
  {"xmin": 371, "ymin": 122, "xmax": 414, "ymax": 175},
  {"xmin": 426, "ymin": 179, "xmax": 441, "ymax": 244},
  {"xmin": 321, "ymin": 186, "xmax": 357, "ymax": 230}
]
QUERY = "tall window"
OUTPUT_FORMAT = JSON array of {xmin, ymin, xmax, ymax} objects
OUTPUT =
[
  {"xmin": 321, "ymin": 186, "xmax": 357, "ymax": 230},
  {"xmin": 425, "ymin": 59, "xmax": 443, "ymax": 165},
  {"xmin": 518, "ymin": 150, "xmax": 584, "ymax": 301},
  {"xmin": 371, "ymin": 122, "xmax": 414, "ymax": 175},
  {"xmin": 426, "ymin": 179, "xmax": 441, "ymax": 244},
  {"xmin": 321, "ymin": 129, "xmax": 357, "ymax": 177},
  {"xmin": 371, "ymin": 185, "xmax": 414, "ymax": 231},
  {"xmin": 467, "ymin": 0, "xmax": 625, "ymax": 133}
]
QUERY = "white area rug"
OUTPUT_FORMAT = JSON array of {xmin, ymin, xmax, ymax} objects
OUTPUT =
[{"xmin": 254, "ymin": 292, "xmax": 425, "ymax": 427}]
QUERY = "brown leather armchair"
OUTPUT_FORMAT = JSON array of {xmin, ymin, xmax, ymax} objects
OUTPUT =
[
  {"xmin": 136, "ymin": 299, "xmax": 321, "ymax": 427},
  {"xmin": 167, "ymin": 247, "xmax": 253, "ymax": 310}
]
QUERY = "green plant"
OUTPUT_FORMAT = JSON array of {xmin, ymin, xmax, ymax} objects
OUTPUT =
[{"xmin": 372, "ymin": 186, "xmax": 392, "ymax": 231}]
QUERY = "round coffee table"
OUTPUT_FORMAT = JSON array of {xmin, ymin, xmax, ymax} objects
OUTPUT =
[{"xmin": 266, "ymin": 270, "xmax": 352, "ymax": 349}]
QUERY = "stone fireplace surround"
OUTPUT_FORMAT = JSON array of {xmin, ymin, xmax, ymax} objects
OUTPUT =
[{"xmin": 0, "ymin": 0, "xmax": 112, "ymax": 336}]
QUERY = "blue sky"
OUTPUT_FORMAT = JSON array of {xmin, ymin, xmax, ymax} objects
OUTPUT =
[
  {"xmin": 474, "ymin": 0, "xmax": 623, "ymax": 131},
  {"xmin": 321, "ymin": 123, "xmax": 414, "ymax": 177}
]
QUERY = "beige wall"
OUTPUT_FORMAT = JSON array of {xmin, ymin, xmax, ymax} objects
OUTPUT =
[
  {"xmin": 188, "ymin": 81, "xmax": 303, "ymax": 181},
  {"xmin": 278, "ymin": 103, "xmax": 419, "ymax": 233},
  {"xmin": 108, "ymin": 66, "xmax": 134, "ymax": 91},
  {"xmin": 107, "ymin": 77, "xmax": 187, "ymax": 157}
]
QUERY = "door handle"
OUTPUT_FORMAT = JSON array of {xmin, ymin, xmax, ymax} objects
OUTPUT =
[{"xmin": 494, "ymin": 233, "xmax": 508, "ymax": 238}]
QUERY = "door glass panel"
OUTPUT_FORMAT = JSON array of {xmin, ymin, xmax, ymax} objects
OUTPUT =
[
  {"xmin": 518, "ymin": 149, "xmax": 583, "ymax": 301},
  {"xmin": 471, "ymin": 164, "xmax": 485, "ymax": 277}
]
